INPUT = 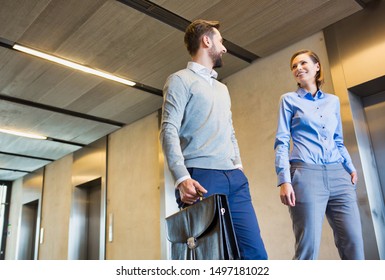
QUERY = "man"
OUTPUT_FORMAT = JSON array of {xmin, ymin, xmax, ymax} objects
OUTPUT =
[{"xmin": 160, "ymin": 19, "xmax": 267, "ymax": 260}]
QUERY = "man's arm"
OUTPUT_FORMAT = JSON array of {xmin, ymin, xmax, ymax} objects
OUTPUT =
[{"xmin": 160, "ymin": 74, "xmax": 207, "ymax": 203}]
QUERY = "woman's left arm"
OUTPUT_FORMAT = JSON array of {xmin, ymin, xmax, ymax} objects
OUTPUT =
[{"xmin": 333, "ymin": 98, "xmax": 357, "ymax": 184}]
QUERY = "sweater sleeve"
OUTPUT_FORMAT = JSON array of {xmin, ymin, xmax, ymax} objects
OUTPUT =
[{"xmin": 159, "ymin": 74, "xmax": 191, "ymax": 184}]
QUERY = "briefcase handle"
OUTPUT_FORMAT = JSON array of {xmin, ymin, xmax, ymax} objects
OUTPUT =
[{"xmin": 196, "ymin": 189, "xmax": 204, "ymax": 201}]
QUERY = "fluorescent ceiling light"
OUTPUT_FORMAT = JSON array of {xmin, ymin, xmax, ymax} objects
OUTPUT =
[
  {"xmin": 0, "ymin": 128, "xmax": 47, "ymax": 140},
  {"xmin": 13, "ymin": 44, "xmax": 136, "ymax": 87}
]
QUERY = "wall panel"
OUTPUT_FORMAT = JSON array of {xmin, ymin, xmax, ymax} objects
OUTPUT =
[
  {"xmin": 38, "ymin": 155, "xmax": 72, "ymax": 259},
  {"xmin": 106, "ymin": 112, "xmax": 160, "ymax": 259}
]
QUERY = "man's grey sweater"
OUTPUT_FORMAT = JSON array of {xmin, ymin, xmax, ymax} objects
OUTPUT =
[{"xmin": 160, "ymin": 62, "xmax": 242, "ymax": 186}]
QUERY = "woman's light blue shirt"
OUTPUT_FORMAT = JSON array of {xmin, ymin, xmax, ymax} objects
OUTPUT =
[{"xmin": 274, "ymin": 87, "xmax": 356, "ymax": 186}]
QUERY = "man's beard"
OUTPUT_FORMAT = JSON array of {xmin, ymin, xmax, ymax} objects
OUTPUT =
[{"xmin": 209, "ymin": 46, "xmax": 223, "ymax": 68}]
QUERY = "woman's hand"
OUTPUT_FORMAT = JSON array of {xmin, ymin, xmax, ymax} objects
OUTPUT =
[{"xmin": 280, "ymin": 182, "xmax": 296, "ymax": 207}]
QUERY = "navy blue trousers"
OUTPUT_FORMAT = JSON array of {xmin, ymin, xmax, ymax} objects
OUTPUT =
[{"xmin": 175, "ymin": 168, "xmax": 268, "ymax": 260}]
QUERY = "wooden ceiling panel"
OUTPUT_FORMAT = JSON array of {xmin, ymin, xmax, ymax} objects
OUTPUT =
[
  {"xmin": 0, "ymin": 50, "xmax": 44, "ymax": 95},
  {"xmin": 245, "ymin": 0, "xmax": 362, "ymax": 56},
  {"xmin": 121, "ymin": 29, "xmax": 188, "ymax": 88},
  {"xmin": 85, "ymin": 86, "xmax": 162, "ymax": 123},
  {"xmin": 0, "ymin": 51, "xmax": 76, "ymax": 101},
  {"xmin": 70, "ymin": 124, "xmax": 119, "ymax": 144},
  {"xmin": 91, "ymin": 7, "xmax": 187, "ymax": 88},
  {"xmin": 0, "ymin": 133, "xmax": 80, "ymax": 159},
  {"xmin": 54, "ymin": 0, "xmax": 146, "ymax": 66},
  {"xmin": 33, "ymin": 113, "xmax": 118, "ymax": 143},
  {"xmin": 0, "ymin": 101, "xmax": 118, "ymax": 146},
  {"xmin": 0, "ymin": 101, "xmax": 52, "ymax": 131},
  {"xmin": 109, "ymin": 94, "xmax": 162, "ymax": 124},
  {"xmin": 214, "ymin": 0, "xmax": 330, "ymax": 48},
  {"xmin": 0, "ymin": 0, "xmax": 51, "ymax": 42},
  {"xmin": 36, "ymin": 71, "xmax": 104, "ymax": 108},
  {"xmin": 0, "ymin": 170, "xmax": 30, "ymax": 181},
  {"xmin": 0, "ymin": 154, "xmax": 50, "ymax": 172},
  {"xmin": 17, "ymin": 0, "xmax": 108, "ymax": 53},
  {"xmin": 64, "ymin": 81, "xmax": 128, "ymax": 113},
  {"xmin": 151, "ymin": 0, "xmax": 222, "ymax": 20},
  {"xmin": 51, "ymin": 0, "xmax": 184, "ymax": 88}
]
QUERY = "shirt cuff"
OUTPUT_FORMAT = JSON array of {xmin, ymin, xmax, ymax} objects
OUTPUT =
[
  {"xmin": 234, "ymin": 164, "xmax": 243, "ymax": 170},
  {"xmin": 174, "ymin": 175, "xmax": 191, "ymax": 189},
  {"xmin": 343, "ymin": 161, "xmax": 356, "ymax": 174},
  {"xmin": 277, "ymin": 172, "xmax": 291, "ymax": 187}
]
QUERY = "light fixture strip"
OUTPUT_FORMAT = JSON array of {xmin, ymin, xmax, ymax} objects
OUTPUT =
[
  {"xmin": 13, "ymin": 44, "xmax": 136, "ymax": 87},
  {"xmin": 0, "ymin": 128, "xmax": 47, "ymax": 140}
]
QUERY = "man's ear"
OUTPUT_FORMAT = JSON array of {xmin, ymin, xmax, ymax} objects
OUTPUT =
[{"xmin": 202, "ymin": 35, "xmax": 211, "ymax": 48}]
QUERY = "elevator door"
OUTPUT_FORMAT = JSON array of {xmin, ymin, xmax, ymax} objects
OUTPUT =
[
  {"xmin": 363, "ymin": 91, "xmax": 385, "ymax": 201},
  {"xmin": 0, "ymin": 183, "xmax": 9, "ymax": 259},
  {"xmin": 76, "ymin": 179, "xmax": 102, "ymax": 260},
  {"xmin": 86, "ymin": 184, "xmax": 101, "ymax": 260},
  {"xmin": 18, "ymin": 200, "xmax": 38, "ymax": 260}
]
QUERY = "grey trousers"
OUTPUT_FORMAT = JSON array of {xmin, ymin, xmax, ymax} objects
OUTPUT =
[{"xmin": 289, "ymin": 162, "xmax": 365, "ymax": 260}]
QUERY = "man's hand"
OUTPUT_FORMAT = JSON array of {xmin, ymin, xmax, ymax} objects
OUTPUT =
[
  {"xmin": 351, "ymin": 171, "xmax": 358, "ymax": 185},
  {"xmin": 177, "ymin": 178, "xmax": 207, "ymax": 204},
  {"xmin": 280, "ymin": 182, "xmax": 296, "ymax": 207}
]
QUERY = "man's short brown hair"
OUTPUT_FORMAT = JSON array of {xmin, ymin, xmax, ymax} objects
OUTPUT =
[{"xmin": 184, "ymin": 19, "xmax": 220, "ymax": 56}]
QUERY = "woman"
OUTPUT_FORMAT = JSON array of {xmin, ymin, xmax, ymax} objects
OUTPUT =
[{"xmin": 274, "ymin": 49, "xmax": 364, "ymax": 259}]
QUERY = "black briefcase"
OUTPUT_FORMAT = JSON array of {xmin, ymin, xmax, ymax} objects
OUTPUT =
[{"xmin": 165, "ymin": 194, "xmax": 240, "ymax": 260}]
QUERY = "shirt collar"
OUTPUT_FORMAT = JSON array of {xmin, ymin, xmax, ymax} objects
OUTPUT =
[
  {"xmin": 187, "ymin": 61, "xmax": 218, "ymax": 80},
  {"xmin": 296, "ymin": 87, "xmax": 324, "ymax": 100}
]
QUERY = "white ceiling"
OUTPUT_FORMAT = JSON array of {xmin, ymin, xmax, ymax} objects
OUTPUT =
[{"xmin": 0, "ymin": 0, "xmax": 371, "ymax": 180}]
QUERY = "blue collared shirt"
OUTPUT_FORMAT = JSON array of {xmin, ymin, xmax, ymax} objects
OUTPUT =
[{"xmin": 274, "ymin": 87, "xmax": 356, "ymax": 186}]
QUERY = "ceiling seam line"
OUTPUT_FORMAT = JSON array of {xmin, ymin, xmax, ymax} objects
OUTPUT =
[
  {"xmin": 354, "ymin": 0, "xmax": 367, "ymax": 8},
  {"xmin": 0, "ymin": 93, "xmax": 125, "ymax": 127},
  {"xmin": 0, "ymin": 151, "xmax": 54, "ymax": 162},
  {"xmin": 45, "ymin": 137, "xmax": 85, "ymax": 147},
  {"xmin": 0, "ymin": 168, "xmax": 31, "ymax": 174}
]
